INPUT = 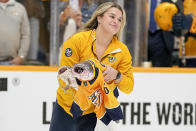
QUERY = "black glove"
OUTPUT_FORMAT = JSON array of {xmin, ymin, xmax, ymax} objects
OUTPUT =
[{"xmin": 172, "ymin": 13, "xmax": 193, "ymax": 36}]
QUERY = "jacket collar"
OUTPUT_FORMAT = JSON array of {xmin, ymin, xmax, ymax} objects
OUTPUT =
[{"xmin": 90, "ymin": 29, "xmax": 122, "ymax": 59}]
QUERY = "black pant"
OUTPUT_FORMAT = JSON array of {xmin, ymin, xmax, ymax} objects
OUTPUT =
[{"xmin": 49, "ymin": 102, "xmax": 97, "ymax": 131}]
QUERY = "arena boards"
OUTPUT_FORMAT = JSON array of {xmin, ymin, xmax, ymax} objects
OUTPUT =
[{"xmin": 0, "ymin": 66, "xmax": 196, "ymax": 131}]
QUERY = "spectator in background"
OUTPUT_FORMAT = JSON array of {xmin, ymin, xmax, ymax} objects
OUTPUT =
[
  {"xmin": 39, "ymin": 0, "xmax": 50, "ymax": 65},
  {"xmin": 79, "ymin": 0, "xmax": 98, "ymax": 24},
  {"xmin": 147, "ymin": 0, "xmax": 175, "ymax": 67},
  {"xmin": 23, "ymin": 0, "xmax": 45, "ymax": 62},
  {"xmin": 59, "ymin": 0, "xmax": 98, "ymax": 45},
  {"xmin": 0, "ymin": 0, "xmax": 30, "ymax": 65},
  {"xmin": 59, "ymin": 5, "xmax": 82, "ymax": 45},
  {"xmin": 148, "ymin": 0, "xmax": 196, "ymax": 67}
]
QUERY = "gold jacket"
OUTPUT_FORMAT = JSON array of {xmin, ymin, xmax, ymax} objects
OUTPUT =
[{"xmin": 57, "ymin": 29, "xmax": 134, "ymax": 116}]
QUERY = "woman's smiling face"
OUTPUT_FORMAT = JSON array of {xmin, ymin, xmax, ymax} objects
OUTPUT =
[{"xmin": 97, "ymin": 7, "xmax": 123, "ymax": 35}]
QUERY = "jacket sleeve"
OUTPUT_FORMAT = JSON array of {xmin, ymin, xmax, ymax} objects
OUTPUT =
[
  {"xmin": 18, "ymin": 5, "xmax": 30, "ymax": 58},
  {"xmin": 58, "ymin": 34, "xmax": 81, "ymax": 88},
  {"xmin": 60, "ymin": 34, "xmax": 81, "ymax": 67},
  {"xmin": 116, "ymin": 46, "xmax": 134, "ymax": 94}
]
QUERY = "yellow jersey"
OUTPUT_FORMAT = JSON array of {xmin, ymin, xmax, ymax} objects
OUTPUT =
[{"xmin": 70, "ymin": 59, "xmax": 123, "ymax": 125}]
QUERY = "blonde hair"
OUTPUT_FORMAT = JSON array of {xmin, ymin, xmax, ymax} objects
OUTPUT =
[{"xmin": 83, "ymin": 2, "xmax": 126, "ymax": 39}]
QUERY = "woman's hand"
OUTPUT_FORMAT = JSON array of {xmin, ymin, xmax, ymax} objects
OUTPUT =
[{"xmin": 102, "ymin": 64, "xmax": 118, "ymax": 83}]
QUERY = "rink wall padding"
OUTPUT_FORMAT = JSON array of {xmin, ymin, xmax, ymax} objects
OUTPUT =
[{"xmin": 0, "ymin": 66, "xmax": 196, "ymax": 131}]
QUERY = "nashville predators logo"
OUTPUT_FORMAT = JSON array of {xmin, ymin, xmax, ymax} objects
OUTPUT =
[
  {"xmin": 107, "ymin": 56, "xmax": 117, "ymax": 63},
  {"xmin": 88, "ymin": 90, "xmax": 101, "ymax": 106},
  {"xmin": 65, "ymin": 48, "xmax": 72, "ymax": 57}
]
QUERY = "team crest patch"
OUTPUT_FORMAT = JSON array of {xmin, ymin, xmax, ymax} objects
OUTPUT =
[
  {"xmin": 107, "ymin": 56, "xmax": 117, "ymax": 63},
  {"xmin": 65, "ymin": 48, "xmax": 72, "ymax": 57}
]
